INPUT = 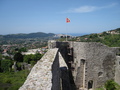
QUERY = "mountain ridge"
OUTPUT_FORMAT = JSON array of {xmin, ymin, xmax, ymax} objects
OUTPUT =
[{"xmin": 0, "ymin": 32, "xmax": 55, "ymax": 39}]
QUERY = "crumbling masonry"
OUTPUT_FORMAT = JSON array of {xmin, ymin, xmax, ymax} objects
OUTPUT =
[{"xmin": 19, "ymin": 41, "xmax": 120, "ymax": 90}]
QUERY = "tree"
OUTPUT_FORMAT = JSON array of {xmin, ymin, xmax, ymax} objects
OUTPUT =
[
  {"xmin": 1, "ymin": 59, "xmax": 13, "ymax": 72},
  {"xmin": 0, "ymin": 54, "xmax": 2, "ymax": 72},
  {"xmin": 34, "ymin": 53, "xmax": 43, "ymax": 61},
  {"xmin": 102, "ymin": 32, "xmax": 109, "ymax": 36},
  {"xmin": 18, "ymin": 47, "xmax": 27, "ymax": 52},
  {"xmin": 23, "ymin": 55, "xmax": 32, "ymax": 63},
  {"xmin": 3, "ymin": 56, "xmax": 12, "ymax": 60},
  {"xmin": 14, "ymin": 52, "xmax": 23, "ymax": 62},
  {"xmin": 23, "ymin": 53, "xmax": 43, "ymax": 64},
  {"xmin": 0, "ymin": 54, "xmax": 2, "ymax": 60},
  {"xmin": 105, "ymin": 80, "xmax": 120, "ymax": 90},
  {"xmin": 0, "ymin": 48, "xmax": 3, "ymax": 53}
]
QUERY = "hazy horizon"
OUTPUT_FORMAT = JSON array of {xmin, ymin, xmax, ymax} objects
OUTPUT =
[{"xmin": 0, "ymin": 31, "xmax": 90, "ymax": 36}]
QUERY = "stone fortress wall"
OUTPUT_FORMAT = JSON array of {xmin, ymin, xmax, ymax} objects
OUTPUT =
[
  {"xmin": 115, "ymin": 56, "xmax": 120, "ymax": 85},
  {"xmin": 49, "ymin": 41, "xmax": 120, "ymax": 90},
  {"xmin": 70, "ymin": 42, "xmax": 117, "ymax": 89},
  {"xmin": 19, "ymin": 48, "xmax": 71, "ymax": 90},
  {"xmin": 19, "ymin": 41, "xmax": 120, "ymax": 90}
]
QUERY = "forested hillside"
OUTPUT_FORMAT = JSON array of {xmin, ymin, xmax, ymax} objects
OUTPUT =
[
  {"xmin": 58, "ymin": 28, "xmax": 120, "ymax": 47},
  {"xmin": 77, "ymin": 28, "xmax": 120, "ymax": 47},
  {"xmin": 0, "ymin": 32, "xmax": 55, "ymax": 39}
]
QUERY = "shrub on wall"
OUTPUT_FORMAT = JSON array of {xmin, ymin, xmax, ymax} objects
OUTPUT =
[{"xmin": 104, "ymin": 80, "xmax": 120, "ymax": 90}]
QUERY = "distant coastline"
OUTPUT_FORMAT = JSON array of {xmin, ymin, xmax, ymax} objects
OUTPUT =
[{"xmin": 65, "ymin": 33, "xmax": 90, "ymax": 36}]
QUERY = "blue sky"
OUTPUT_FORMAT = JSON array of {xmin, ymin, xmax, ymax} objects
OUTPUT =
[{"xmin": 0, "ymin": 0, "xmax": 120, "ymax": 35}]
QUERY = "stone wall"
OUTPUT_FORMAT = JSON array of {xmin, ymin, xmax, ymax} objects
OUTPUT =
[
  {"xmin": 19, "ymin": 48, "xmax": 70, "ymax": 90},
  {"xmin": 19, "ymin": 48, "xmax": 58, "ymax": 90},
  {"xmin": 115, "ymin": 56, "xmax": 120, "ymax": 85},
  {"xmin": 48, "ymin": 40, "xmax": 56, "ymax": 49},
  {"xmin": 70, "ymin": 42, "xmax": 117, "ymax": 89},
  {"xmin": 20, "ymin": 41, "xmax": 119, "ymax": 90},
  {"xmin": 48, "ymin": 41, "xmax": 118, "ymax": 89}
]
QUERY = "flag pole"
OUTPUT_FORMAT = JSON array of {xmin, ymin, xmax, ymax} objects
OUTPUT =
[
  {"xmin": 66, "ymin": 18, "xmax": 67, "ymax": 41},
  {"xmin": 66, "ymin": 17, "xmax": 70, "ymax": 42}
]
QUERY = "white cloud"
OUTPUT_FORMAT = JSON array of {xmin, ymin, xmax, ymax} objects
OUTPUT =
[
  {"xmin": 66, "ymin": 6, "xmax": 97, "ymax": 13},
  {"xmin": 63, "ymin": 3, "xmax": 118, "ymax": 13},
  {"xmin": 99, "ymin": 3, "xmax": 118, "ymax": 9}
]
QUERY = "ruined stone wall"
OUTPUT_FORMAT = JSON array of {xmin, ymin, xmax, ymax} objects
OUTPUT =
[
  {"xmin": 19, "ymin": 48, "xmax": 70, "ymax": 90},
  {"xmin": 70, "ymin": 42, "xmax": 116, "ymax": 89},
  {"xmin": 48, "ymin": 41, "xmax": 117, "ymax": 89},
  {"xmin": 115, "ymin": 56, "xmax": 120, "ymax": 85},
  {"xmin": 20, "ymin": 41, "xmax": 118, "ymax": 90},
  {"xmin": 48, "ymin": 41, "xmax": 118, "ymax": 90},
  {"xmin": 69, "ymin": 42, "xmax": 87, "ymax": 89},
  {"xmin": 48, "ymin": 40, "xmax": 56, "ymax": 49},
  {"xmin": 48, "ymin": 41, "xmax": 76, "ymax": 90},
  {"xmin": 19, "ymin": 48, "xmax": 60, "ymax": 90}
]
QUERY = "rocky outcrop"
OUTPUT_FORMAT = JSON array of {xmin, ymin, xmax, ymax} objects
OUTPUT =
[{"xmin": 12, "ymin": 62, "xmax": 32, "ymax": 72}]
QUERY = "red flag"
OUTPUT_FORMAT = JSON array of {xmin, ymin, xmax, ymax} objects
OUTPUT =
[{"xmin": 66, "ymin": 18, "xmax": 70, "ymax": 23}]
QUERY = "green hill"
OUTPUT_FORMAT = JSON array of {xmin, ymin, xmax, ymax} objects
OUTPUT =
[
  {"xmin": 1, "ymin": 32, "xmax": 55, "ymax": 39},
  {"xmin": 78, "ymin": 28, "xmax": 120, "ymax": 47}
]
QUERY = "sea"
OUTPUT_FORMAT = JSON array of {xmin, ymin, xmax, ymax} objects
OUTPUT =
[{"xmin": 66, "ymin": 33, "xmax": 90, "ymax": 36}]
